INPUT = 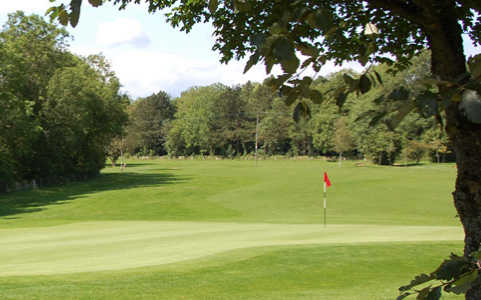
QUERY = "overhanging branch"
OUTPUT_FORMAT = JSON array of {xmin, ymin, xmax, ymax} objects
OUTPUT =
[{"xmin": 366, "ymin": 0, "xmax": 426, "ymax": 26}]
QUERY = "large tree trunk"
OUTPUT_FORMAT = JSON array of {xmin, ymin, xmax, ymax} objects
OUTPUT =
[
  {"xmin": 452, "ymin": 117, "xmax": 481, "ymax": 300},
  {"xmin": 426, "ymin": 3, "xmax": 481, "ymax": 299}
]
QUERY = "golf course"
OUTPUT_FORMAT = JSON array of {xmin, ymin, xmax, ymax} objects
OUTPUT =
[{"xmin": 0, "ymin": 159, "xmax": 464, "ymax": 299}]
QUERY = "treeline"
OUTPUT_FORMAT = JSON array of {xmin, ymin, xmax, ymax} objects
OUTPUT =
[
  {"xmin": 0, "ymin": 12, "xmax": 127, "ymax": 192},
  {"xmin": 1, "ymin": 12, "xmax": 451, "ymax": 192},
  {"xmin": 120, "ymin": 51, "xmax": 451, "ymax": 165}
]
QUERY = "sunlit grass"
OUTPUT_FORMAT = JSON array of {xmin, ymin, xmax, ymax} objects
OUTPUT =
[{"xmin": 0, "ymin": 158, "xmax": 462, "ymax": 299}]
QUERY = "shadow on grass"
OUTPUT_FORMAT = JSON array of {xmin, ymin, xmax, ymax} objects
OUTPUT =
[
  {"xmin": 104, "ymin": 163, "xmax": 159, "ymax": 168},
  {"xmin": 393, "ymin": 162, "xmax": 426, "ymax": 167},
  {"xmin": 0, "ymin": 171, "xmax": 186, "ymax": 218}
]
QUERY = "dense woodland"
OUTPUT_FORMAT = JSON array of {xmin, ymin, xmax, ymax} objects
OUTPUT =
[
  {"xmin": 1, "ymin": 12, "xmax": 450, "ymax": 192},
  {"xmin": 0, "ymin": 12, "xmax": 128, "ymax": 192},
  {"xmin": 121, "ymin": 51, "xmax": 449, "ymax": 166}
]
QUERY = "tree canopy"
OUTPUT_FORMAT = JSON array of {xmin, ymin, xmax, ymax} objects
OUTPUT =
[{"xmin": 0, "ymin": 12, "xmax": 127, "ymax": 191}]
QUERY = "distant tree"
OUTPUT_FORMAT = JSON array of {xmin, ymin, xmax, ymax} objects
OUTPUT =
[
  {"xmin": 311, "ymin": 102, "xmax": 339, "ymax": 155},
  {"xmin": 288, "ymin": 118, "xmax": 313, "ymax": 156},
  {"xmin": 333, "ymin": 117, "xmax": 354, "ymax": 166},
  {"xmin": 0, "ymin": 12, "xmax": 127, "ymax": 187},
  {"xmin": 215, "ymin": 86, "xmax": 252, "ymax": 157},
  {"xmin": 127, "ymin": 91, "xmax": 175, "ymax": 155},
  {"xmin": 401, "ymin": 140, "xmax": 430, "ymax": 164},
  {"xmin": 105, "ymin": 137, "xmax": 126, "ymax": 167},
  {"xmin": 258, "ymin": 98, "xmax": 293, "ymax": 155},
  {"xmin": 169, "ymin": 84, "xmax": 226, "ymax": 156},
  {"xmin": 43, "ymin": 61, "xmax": 127, "ymax": 179},
  {"xmin": 0, "ymin": 11, "xmax": 73, "ymax": 183}
]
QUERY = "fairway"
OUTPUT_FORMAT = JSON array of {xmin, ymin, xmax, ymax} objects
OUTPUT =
[
  {"xmin": 0, "ymin": 159, "xmax": 464, "ymax": 299},
  {"xmin": 0, "ymin": 221, "xmax": 462, "ymax": 276}
]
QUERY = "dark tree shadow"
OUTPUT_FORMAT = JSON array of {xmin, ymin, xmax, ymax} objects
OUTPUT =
[
  {"xmin": 0, "ymin": 171, "xmax": 187, "ymax": 218},
  {"xmin": 104, "ymin": 163, "xmax": 158, "ymax": 168},
  {"xmin": 393, "ymin": 162, "xmax": 427, "ymax": 167}
]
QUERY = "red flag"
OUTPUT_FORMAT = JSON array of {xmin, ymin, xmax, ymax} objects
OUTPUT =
[{"xmin": 323, "ymin": 172, "xmax": 331, "ymax": 188}]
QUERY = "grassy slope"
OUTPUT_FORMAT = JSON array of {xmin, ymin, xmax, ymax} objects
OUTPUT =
[
  {"xmin": 0, "ymin": 160, "xmax": 458, "ymax": 227},
  {"xmin": 0, "ymin": 159, "xmax": 463, "ymax": 299},
  {"xmin": 0, "ymin": 242, "xmax": 463, "ymax": 300}
]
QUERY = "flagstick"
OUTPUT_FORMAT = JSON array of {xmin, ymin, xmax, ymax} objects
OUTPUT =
[{"xmin": 323, "ymin": 182, "xmax": 327, "ymax": 227}]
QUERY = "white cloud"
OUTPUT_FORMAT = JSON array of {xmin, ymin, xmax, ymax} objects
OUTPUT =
[
  {"xmin": 0, "ymin": 0, "xmax": 51, "ymax": 15},
  {"xmin": 70, "ymin": 44, "xmax": 365, "ymax": 99},
  {"xmin": 96, "ymin": 18, "xmax": 151, "ymax": 48}
]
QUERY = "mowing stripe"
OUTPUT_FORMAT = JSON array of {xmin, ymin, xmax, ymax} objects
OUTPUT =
[{"xmin": 0, "ymin": 221, "xmax": 462, "ymax": 276}]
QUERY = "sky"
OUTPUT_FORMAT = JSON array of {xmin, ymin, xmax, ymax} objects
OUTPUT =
[{"xmin": 0, "ymin": 0, "xmax": 480, "ymax": 99}]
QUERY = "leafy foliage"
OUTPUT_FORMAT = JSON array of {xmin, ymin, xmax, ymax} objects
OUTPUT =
[
  {"xmin": 0, "ymin": 12, "xmax": 127, "ymax": 190},
  {"xmin": 398, "ymin": 251, "xmax": 480, "ymax": 300}
]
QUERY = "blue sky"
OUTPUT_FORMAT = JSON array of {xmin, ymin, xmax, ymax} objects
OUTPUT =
[{"xmin": 1, "ymin": 0, "xmax": 480, "ymax": 99}]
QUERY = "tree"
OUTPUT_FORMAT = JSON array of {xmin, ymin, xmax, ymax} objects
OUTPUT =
[
  {"xmin": 169, "ymin": 84, "xmax": 225, "ymax": 156},
  {"xmin": 126, "ymin": 91, "xmax": 175, "ymax": 155},
  {"xmin": 51, "ymin": 1, "xmax": 481, "ymax": 298},
  {"xmin": 401, "ymin": 140, "xmax": 430, "ymax": 164},
  {"xmin": 43, "ymin": 61, "xmax": 127, "ymax": 179},
  {"xmin": 333, "ymin": 117, "xmax": 354, "ymax": 167},
  {"xmin": 0, "ymin": 12, "xmax": 127, "ymax": 188},
  {"xmin": 258, "ymin": 98, "xmax": 292, "ymax": 155}
]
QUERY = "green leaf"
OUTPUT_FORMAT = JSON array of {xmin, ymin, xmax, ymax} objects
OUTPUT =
[
  {"xmin": 70, "ymin": 0, "xmax": 82, "ymax": 27},
  {"xmin": 270, "ymin": 22, "xmax": 284, "ymax": 35},
  {"xmin": 301, "ymin": 57, "xmax": 315, "ymax": 69},
  {"xmin": 359, "ymin": 74, "xmax": 372, "ymax": 94},
  {"xmin": 468, "ymin": 54, "xmax": 481, "ymax": 79},
  {"xmin": 417, "ymin": 286, "xmax": 431, "ymax": 300},
  {"xmin": 251, "ymin": 33, "xmax": 267, "ymax": 48},
  {"xmin": 88, "ymin": 0, "xmax": 102, "ymax": 7},
  {"xmin": 388, "ymin": 103, "xmax": 415, "ymax": 130},
  {"xmin": 58, "ymin": 9, "xmax": 69, "ymax": 26},
  {"xmin": 426, "ymin": 286, "xmax": 442, "ymax": 300},
  {"xmin": 342, "ymin": 74, "xmax": 358, "ymax": 91},
  {"xmin": 308, "ymin": 89, "xmax": 323, "ymax": 104},
  {"xmin": 397, "ymin": 293, "xmax": 411, "ymax": 300},
  {"xmin": 389, "ymin": 87, "xmax": 410, "ymax": 101},
  {"xmin": 305, "ymin": 10, "xmax": 334, "ymax": 32},
  {"xmin": 459, "ymin": 89, "xmax": 481, "ymax": 124},
  {"xmin": 296, "ymin": 43, "xmax": 318, "ymax": 57},
  {"xmin": 335, "ymin": 88, "xmax": 348, "ymax": 108},
  {"xmin": 208, "ymin": 0, "xmax": 218, "ymax": 14},
  {"xmin": 471, "ymin": 250, "xmax": 481, "ymax": 260},
  {"xmin": 415, "ymin": 91, "xmax": 439, "ymax": 117},
  {"xmin": 433, "ymin": 254, "xmax": 470, "ymax": 281},
  {"xmin": 369, "ymin": 111, "xmax": 388, "ymax": 127},
  {"xmin": 281, "ymin": 56, "xmax": 300, "ymax": 74},
  {"xmin": 244, "ymin": 52, "xmax": 260, "ymax": 74},
  {"xmin": 358, "ymin": 41, "xmax": 376, "ymax": 66},
  {"xmin": 233, "ymin": 0, "xmax": 250, "ymax": 12},
  {"xmin": 293, "ymin": 101, "xmax": 311, "ymax": 122},
  {"xmin": 374, "ymin": 71, "xmax": 383, "ymax": 85},
  {"xmin": 272, "ymin": 37, "xmax": 295, "ymax": 61},
  {"xmin": 265, "ymin": 57, "xmax": 274, "ymax": 74},
  {"xmin": 374, "ymin": 95, "xmax": 385, "ymax": 104},
  {"xmin": 45, "ymin": 6, "xmax": 58, "ymax": 17},
  {"xmin": 445, "ymin": 271, "xmax": 479, "ymax": 295}
]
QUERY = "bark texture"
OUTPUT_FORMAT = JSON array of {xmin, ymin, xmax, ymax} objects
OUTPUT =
[{"xmin": 424, "ymin": 2, "xmax": 481, "ymax": 299}]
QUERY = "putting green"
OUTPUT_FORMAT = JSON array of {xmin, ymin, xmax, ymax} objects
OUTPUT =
[{"xmin": 0, "ymin": 221, "xmax": 462, "ymax": 276}]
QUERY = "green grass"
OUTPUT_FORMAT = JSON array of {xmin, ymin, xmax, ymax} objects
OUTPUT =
[
  {"xmin": 0, "ymin": 159, "xmax": 463, "ymax": 299},
  {"xmin": 0, "ymin": 159, "xmax": 458, "ymax": 227}
]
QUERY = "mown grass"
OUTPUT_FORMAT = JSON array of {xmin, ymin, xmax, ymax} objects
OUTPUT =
[
  {"xmin": 0, "ymin": 159, "xmax": 462, "ymax": 299},
  {"xmin": 0, "ymin": 242, "xmax": 464, "ymax": 300},
  {"xmin": 0, "ymin": 159, "xmax": 458, "ymax": 227}
]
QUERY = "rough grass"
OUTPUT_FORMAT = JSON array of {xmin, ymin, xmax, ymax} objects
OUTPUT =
[{"xmin": 0, "ymin": 159, "xmax": 463, "ymax": 299}]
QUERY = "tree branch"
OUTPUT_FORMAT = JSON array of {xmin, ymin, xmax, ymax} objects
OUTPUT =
[{"xmin": 366, "ymin": 0, "xmax": 426, "ymax": 26}]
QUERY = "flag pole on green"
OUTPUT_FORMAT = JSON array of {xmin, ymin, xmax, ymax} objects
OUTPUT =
[{"xmin": 323, "ymin": 172, "xmax": 331, "ymax": 227}]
